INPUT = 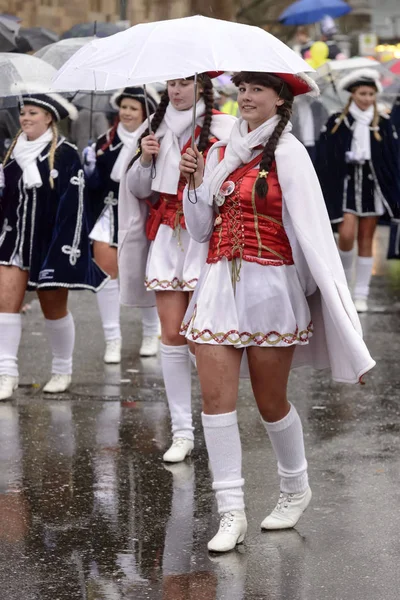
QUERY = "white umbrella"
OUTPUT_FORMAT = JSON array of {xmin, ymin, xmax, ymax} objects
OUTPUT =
[
  {"xmin": 0, "ymin": 53, "xmax": 57, "ymax": 98},
  {"xmin": 52, "ymin": 15, "xmax": 313, "ymax": 92}
]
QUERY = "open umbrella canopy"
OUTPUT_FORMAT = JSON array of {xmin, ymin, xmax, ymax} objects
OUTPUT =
[
  {"xmin": 279, "ymin": 0, "xmax": 351, "ymax": 25},
  {"xmin": 61, "ymin": 22, "xmax": 128, "ymax": 40},
  {"xmin": 36, "ymin": 37, "xmax": 94, "ymax": 70},
  {"xmin": 0, "ymin": 53, "xmax": 58, "ymax": 105},
  {"xmin": 0, "ymin": 15, "xmax": 20, "ymax": 52},
  {"xmin": 52, "ymin": 15, "xmax": 313, "ymax": 92},
  {"xmin": 16, "ymin": 27, "xmax": 59, "ymax": 52}
]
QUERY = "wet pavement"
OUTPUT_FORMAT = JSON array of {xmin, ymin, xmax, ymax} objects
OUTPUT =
[{"xmin": 1, "ymin": 226, "xmax": 400, "ymax": 600}]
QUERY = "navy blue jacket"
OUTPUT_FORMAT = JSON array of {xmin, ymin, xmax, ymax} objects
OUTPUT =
[{"xmin": 0, "ymin": 138, "xmax": 107, "ymax": 291}]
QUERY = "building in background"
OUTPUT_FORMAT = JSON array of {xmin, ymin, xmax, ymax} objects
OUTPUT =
[{"xmin": 0, "ymin": 0, "xmax": 236, "ymax": 34}]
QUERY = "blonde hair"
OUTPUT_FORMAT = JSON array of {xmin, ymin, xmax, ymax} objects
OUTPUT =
[
  {"xmin": 331, "ymin": 96, "xmax": 382, "ymax": 142},
  {"xmin": 3, "ymin": 120, "xmax": 59, "ymax": 188},
  {"xmin": 3, "ymin": 130, "xmax": 22, "ymax": 167}
]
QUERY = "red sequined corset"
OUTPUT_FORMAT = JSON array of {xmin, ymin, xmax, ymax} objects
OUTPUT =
[{"xmin": 207, "ymin": 160, "xmax": 294, "ymax": 266}]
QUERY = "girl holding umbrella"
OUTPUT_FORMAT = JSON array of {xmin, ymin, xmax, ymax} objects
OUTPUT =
[
  {"xmin": 0, "ymin": 89, "xmax": 107, "ymax": 401},
  {"xmin": 83, "ymin": 87, "xmax": 160, "ymax": 363},
  {"xmin": 180, "ymin": 71, "xmax": 375, "ymax": 552},
  {"xmin": 317, "ymin": 69, "xmax": 400, "ymax": 312},
  {"xmin": 120, "ymin": 74, "xmax": 235, "ymax": 463}
]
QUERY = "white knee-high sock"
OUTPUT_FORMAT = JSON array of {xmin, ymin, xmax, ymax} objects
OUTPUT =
[
  {"xmin": 338, "ymin": 248, "xmax": 355, "ymax": 286},
  {"xmin": 202, "ymin": 411, "xmax": 245, "ymax": 514},
  {"xmin": 140, "ymin": 306, "xmax": 160, "ymax": 337},
  {"xmin": 354, "ymin": 256, "xmax": 374, "ymax": 299},
  {"xmin": 45, "ymin": 312, "xmax": 75, "ymax": 375},
  {"xmin": 0, "ymin": 313, "xmax": 21, "ymax": 377},
  {"xmin": 160, "ymin": 343, "xmax": 193, "ymax": 440},
  {"xmin": 96, "ymin": 278, "xmax": 121, "ymax": 341},
  {"xmin": 262, "ymin": 404, "xmax": 308, "ymax": 494}
]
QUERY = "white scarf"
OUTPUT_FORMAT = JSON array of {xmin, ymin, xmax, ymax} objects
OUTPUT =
[
  {"xmin": 110, "ymin": 122, "xmax": 138, "ymax": 183},
  {"xmin": 151, "ymin": 98, "xmax": 206, "ymax": 194},
  {"xmin": 12, "ymin": 129, "xmax": 53, "ymax": 189},
  {"xmin": 347, "ymin": 101, "xmax": 374, "ymax": 163},
  {"xmin": 207, "ymin": 115, "xmax": 292, "ymax": 206}
]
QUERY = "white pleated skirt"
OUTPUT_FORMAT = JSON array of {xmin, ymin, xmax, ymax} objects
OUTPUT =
[
  {"xmin": 181, "ymin": 258, "xmax": 313, "ymax": 348},
  {"xmin": 89, "ymin": 206, "xmax": 112, "ymax": 244},
  {"xmin": 145, "ymin": 224, "xmax": 209, "ymax": 292}
]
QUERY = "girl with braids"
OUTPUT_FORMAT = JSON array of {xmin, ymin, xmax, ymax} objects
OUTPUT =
[
  {"xmin": 119, "ymin": 73, "xmax": 235, "ymax": 463},
  {"xmin": 83, "ymin": 87, "xmax": 160, "ymax": 363},
  {"xmin": 0, "ymin": 90, "xmax": 107, "ymax": 400},
  {"xmin": 180, "ymin": 71, "xmax": 375, "ymax": 552},
  {"xmin": 317, "ymin": 69, "xmax": 400, "ymax": 313}
]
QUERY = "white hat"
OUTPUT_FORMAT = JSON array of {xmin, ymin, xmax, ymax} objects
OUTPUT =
[{"xmin": 339, "ymin": 69, "xmax": 382, "ymax": 94}]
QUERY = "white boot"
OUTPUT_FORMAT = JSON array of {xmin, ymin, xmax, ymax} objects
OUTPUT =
[
  {"xmin": 104, "ymin": 338, "xmax": 122, "ymax": 364},
  {"xmin": 43, "ymin": 374, "xmax": 72, "ymax": 394},
  {"xmin": 139, "ymin": 335, "xmax": 159, "ymax": 357},
  {"xmin": 208, "ymin": 511, "xmax": 247, "ymax": 553},
  {"xmin": 163, "ymin": 438, "xmax": 194, "ymax": 463},
  {"xmin": 261, "ymin": 487, "xmax": 312, "ymax": 530},
  {"xmin": 353, "ymin": 297, "xmax": 368, "ymax": 313},
  {"xmin": 0, "ymin": 375, "xmax": 19, "ymax": 401}
]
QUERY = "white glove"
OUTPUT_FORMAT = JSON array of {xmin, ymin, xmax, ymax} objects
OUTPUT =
[
  {"xmin": 0, "ymin": 164, "xmax": 4, "ymax": 189},
  {"xmin": 82, "ymin": 145, "xmax": 96, "ymax": 175}
]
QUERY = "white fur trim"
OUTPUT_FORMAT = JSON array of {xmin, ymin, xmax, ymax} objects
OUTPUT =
[
  {"xmin": 110, "ymin": 85, "xmax": 160, "ymax": 111},
  {"xmin": 110, "ymin": 89, "xmax": 124, "ymax": 111},
  {"xmin": 295, "ymin": 72, "xmax": 320, "ymax": 97},
  {"xmin": 339, "ymin": 69, "xmax": 382, "ymax": 94},
  {"xmin": 13, "ymin": 81, "xmax": 78, "ymax": 121}
]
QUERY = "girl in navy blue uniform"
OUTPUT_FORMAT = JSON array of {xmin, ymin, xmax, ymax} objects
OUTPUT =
[
  {"xmin": 388, "ymin": 95, "xmax": 400, "ymax": 260},
  {"xmin": 317, "ymin": 69, "xmax": 400, "ymax": 312},
  {"xmin": 0, "ymin": 91, "xmax": 107, "ymax": 400},
  {"xmin": 83, "ymin": 87, "xmax": 160, "ymax": 363}
]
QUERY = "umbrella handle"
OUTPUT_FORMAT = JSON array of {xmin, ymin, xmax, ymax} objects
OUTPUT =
[
  {"xmin": 143, "ymin": 84, "xmax": 156, "ymax": 179},
  {"xmin": 188, "ymin": 72, "xmax": 198, "ymax": 204}
]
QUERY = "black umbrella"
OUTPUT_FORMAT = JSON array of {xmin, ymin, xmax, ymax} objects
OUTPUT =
[
  {"xmin": 16, "ymin": 27, "xmax": 59, "ymax": 52},
  {"xmin": 61, "ymin": 22, "xmax": 128, "ymax": 40},
  {"xmin": 0, "ymin": 15, "xmax": 20, "ymax": 52}
]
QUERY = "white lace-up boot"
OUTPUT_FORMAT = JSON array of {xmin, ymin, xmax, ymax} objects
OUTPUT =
[
  {"xmin": 104, "ymin": 338, "xmax": 122, "ymax": 364},
  {"xmin": 163, "ymin": 437, "xmax": 194, "ymax": 463},
  {"xmin": 139, "ymin": 335, "xmax": 159, "ymax": 357},
  {"xmin": 43, "ymin": 374, "xmax": 72, "ymax": 394},
  {"xmin": 0, "ymin": 375, "xmax": 19, "ymax": 400},
  {"xmin": 208, "ymin": 511, "xmax": 247, "ymax": 553},
  {"xmin": 353, "ymin": 297, "xmax": 368, "ymax": 313},
  {"xmin": 261, "ymin": 487, "xmax": 312, "ymax": 530}
]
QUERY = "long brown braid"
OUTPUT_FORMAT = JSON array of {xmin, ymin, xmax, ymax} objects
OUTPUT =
[
  {"xmin": 331, "ymin": 92, "xmax": 382, "ymax": 142},
  {"xmin": 232, "ymin": 72, "xmax": 294, "ymax": 198},
  {"xmin": 126, "ymin": 73, "xmax": 215, "ymax": 171}
]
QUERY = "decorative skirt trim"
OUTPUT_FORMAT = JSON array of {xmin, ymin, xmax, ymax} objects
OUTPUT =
[
  {"xmin": 181, "ymin": 306, "xmax": 313, "ymax": 347},
  {"xmin": 145, "ymin": 276, "xmax": 198, "ymax": 291}
]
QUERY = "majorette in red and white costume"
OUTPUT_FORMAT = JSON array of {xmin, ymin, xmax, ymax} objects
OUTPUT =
[
  {"xmin": 180, "ymin": 71, "xmax": 375, "ymax": 553},
  {"xmin": 118, "ymin": 82, "xmax": 235, "ymax": 463},
  {"xmin": 125, "ymin": 100, "xmax": 235, "ymax": 294}
]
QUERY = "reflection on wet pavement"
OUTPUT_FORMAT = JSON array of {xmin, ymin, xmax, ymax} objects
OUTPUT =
[{"xmin": 0, "ymin": 227, "xmax": 400, "ymax": 599}]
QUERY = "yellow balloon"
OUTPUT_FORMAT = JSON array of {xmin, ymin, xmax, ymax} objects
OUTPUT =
[{"xmin": 307, "ymin": 41, "xmax": 329, "ymax": 69}]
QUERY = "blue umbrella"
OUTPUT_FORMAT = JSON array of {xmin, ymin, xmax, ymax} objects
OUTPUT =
[{"xmin": 279, "ymin": 0, "xmax": 351, "ymax": 25}]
